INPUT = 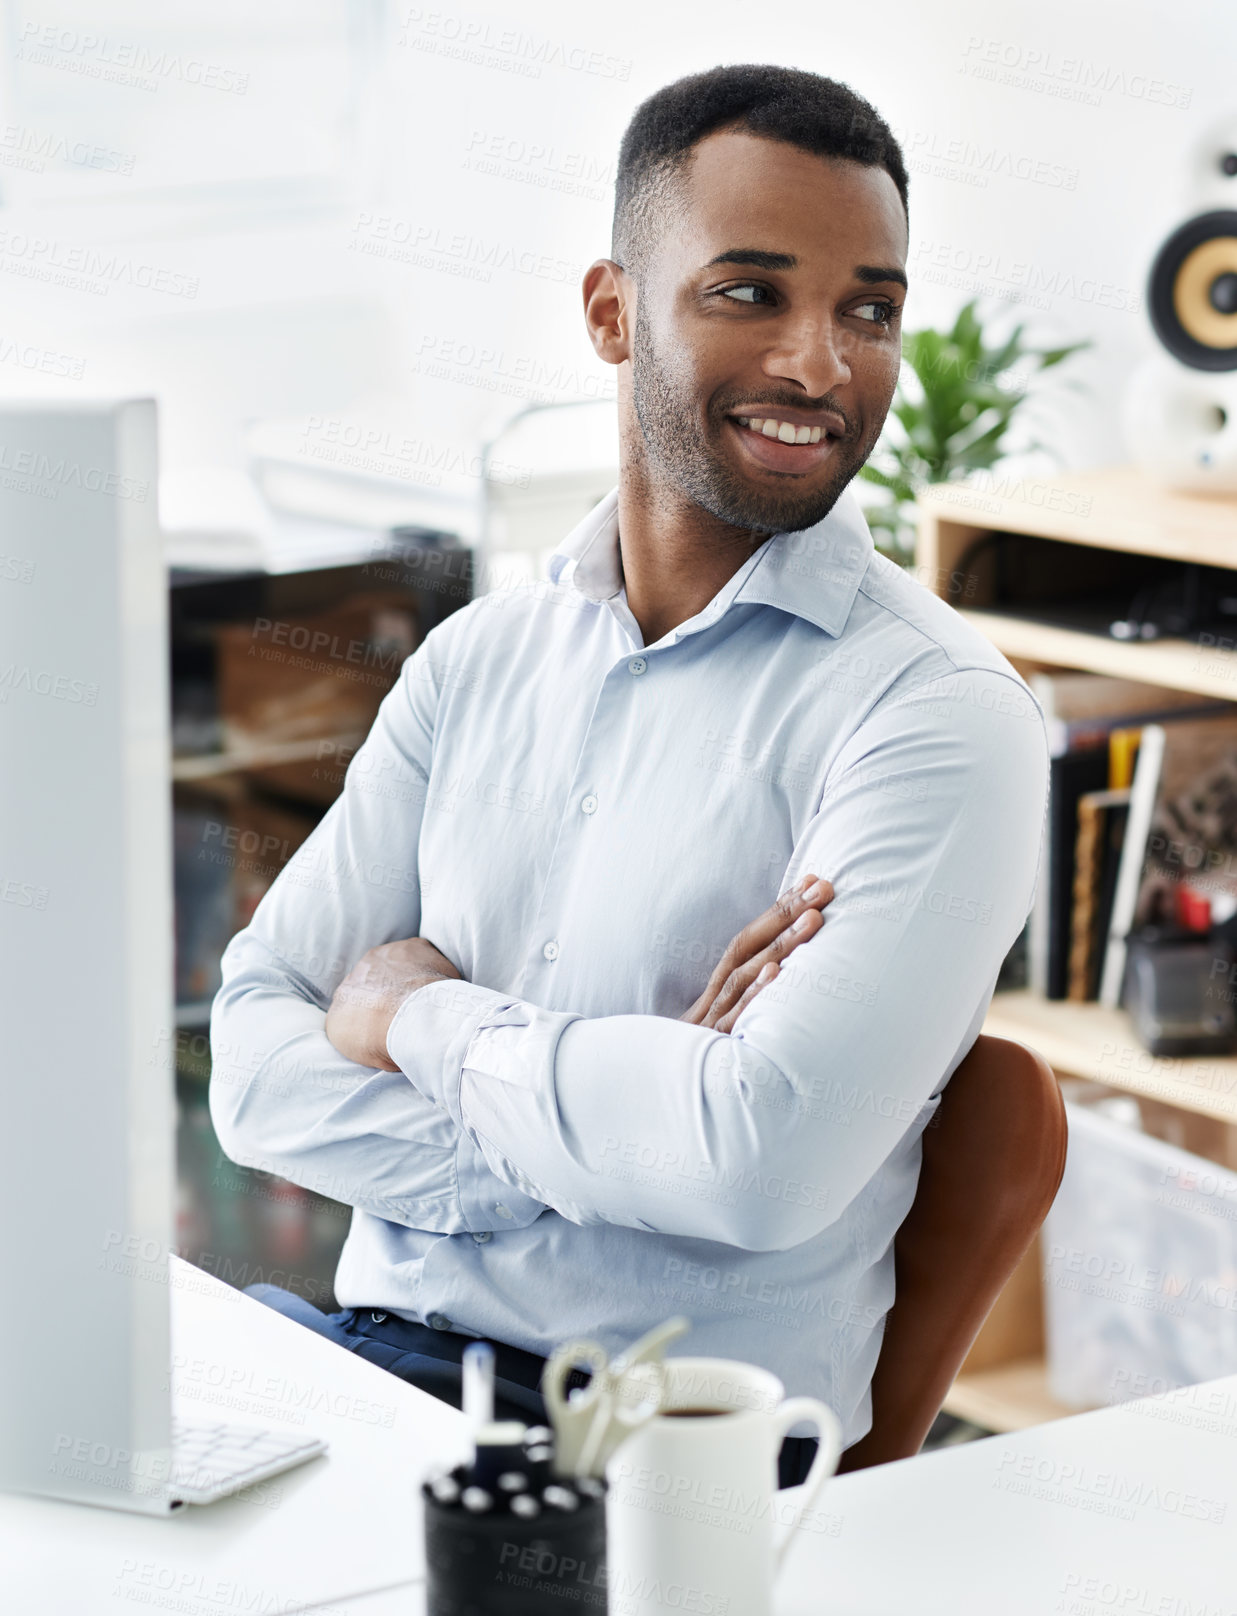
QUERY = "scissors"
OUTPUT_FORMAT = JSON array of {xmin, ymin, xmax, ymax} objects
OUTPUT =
[{"xmin": 541, "ymin": 1315, "xmax": 691, "ymax": 1478}]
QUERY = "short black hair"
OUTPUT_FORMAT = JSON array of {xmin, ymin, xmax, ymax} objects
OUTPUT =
[{"xmin": 612, "ymin": 64, "xmax": 908, "ymax": 283}]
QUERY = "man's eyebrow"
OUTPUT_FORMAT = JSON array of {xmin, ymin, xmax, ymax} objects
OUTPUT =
[
  {"xmin": 703, "ymin": 249, "xmax": 797, "ymax": 271},
  {"xmin": 702, "ymin": 249, "xmax": 908, "ymax": 291},
  {"xmin": 855, "ymin": 263, "xmax": 909, "ymax": 290}
]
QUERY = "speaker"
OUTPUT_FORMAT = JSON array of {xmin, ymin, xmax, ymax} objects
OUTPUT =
[
  {"xmin": 1148, "ymin": 209, "xmax": 1237, "ymax": 372},
  {"xmin": 1123, "ymin": 122, "xmax": 1237, "ymax": 492}
]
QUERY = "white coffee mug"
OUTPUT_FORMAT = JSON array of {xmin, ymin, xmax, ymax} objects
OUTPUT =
[{"xmin": 603, "ymin": 1356, "xmax": 842, "ymax": 1616}]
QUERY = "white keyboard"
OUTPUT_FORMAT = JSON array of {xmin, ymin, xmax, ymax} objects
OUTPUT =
[{"xmin": 169, "ymin": 1417, "xmax": 327, "ymax": 1505}]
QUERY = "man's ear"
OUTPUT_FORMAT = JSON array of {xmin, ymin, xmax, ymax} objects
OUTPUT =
[{"xmin": 582, "ymin": 258, "xmax": 633, "ymax": 367}]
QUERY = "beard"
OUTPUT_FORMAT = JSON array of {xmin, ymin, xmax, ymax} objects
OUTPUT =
[{"xmin": 629, "ymin": 305, "xmax": 881, "ymax": 535}]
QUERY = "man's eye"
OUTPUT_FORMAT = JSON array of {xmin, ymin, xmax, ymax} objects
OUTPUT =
[
  {"xmin": 719, "ymin": 283, "xmax": 774, "ymax": 305},
  {"xmin": 853, "ymin": 301, "xmax": 897, "ymax": 325}
]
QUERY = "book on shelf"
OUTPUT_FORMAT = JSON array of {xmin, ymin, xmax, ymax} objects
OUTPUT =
[
  {"xmin": 1039, "ymin": 746, "xmax": 1111, "ymax": 999},
  {"xmin": 1067, "ymin": 788, "xmax": 1131, "ymax": 1002},
  {"xmin": 1026, "ymin": 673, "xmax": 1230, "ymax": 1001},
  {"xmin": 1098, "ymin": 710, "xmax": 1237, "ymax": 1006}
]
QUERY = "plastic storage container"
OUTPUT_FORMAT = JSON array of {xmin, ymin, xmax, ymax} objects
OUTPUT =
[{"xmin": 1043, "ymin": 1101, "xmax": 1237, "ymax": 1407}]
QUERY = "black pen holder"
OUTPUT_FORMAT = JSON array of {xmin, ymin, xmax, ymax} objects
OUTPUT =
[{"xmin": 422, "ymin": 1469, "xmax": 607, "ymax": 1616}]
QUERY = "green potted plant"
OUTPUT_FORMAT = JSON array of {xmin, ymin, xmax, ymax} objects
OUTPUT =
[{"xmin": 859, "ymin": 299, "xmax": 1090, "ymax": 565}]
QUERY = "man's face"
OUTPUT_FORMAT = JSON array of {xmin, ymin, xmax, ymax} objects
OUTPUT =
[{"xmin": 628, "ymin": 127, "xmax": 908, "ymax": 534}]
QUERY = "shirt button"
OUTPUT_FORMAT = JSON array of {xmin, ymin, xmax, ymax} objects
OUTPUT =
[
  {"xmin": 472, "ymin": 1230, "xmax": 493, "ymax": 1244},
  {"xmin": 628, "ymin": 656, "xmax": 647, "ymax": 675},
  {"xmin": 581, "ymin": 793, "xmax": 598, "ymax": 815},
  {"xmin": 542, "ymin": 940, "xmax": 559, "ymax": 961},
  {"xmin": 426, "ymin": 1312, "xmax": 452, "ymax": 1331},
  {"xmin": 495, "ymin": 1204, "xmax": 514, "ymax": 1219}
]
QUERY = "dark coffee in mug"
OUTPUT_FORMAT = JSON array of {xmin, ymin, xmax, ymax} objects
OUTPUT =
[{"xmin": 666, "ymin": 1406, "xmax": 732, "ymax": 1418}]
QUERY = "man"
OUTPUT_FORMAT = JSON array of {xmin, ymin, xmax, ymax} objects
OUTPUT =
[{"xmin": 210, "ymin": 63, "xmax": 1049, "ymax": 1487}]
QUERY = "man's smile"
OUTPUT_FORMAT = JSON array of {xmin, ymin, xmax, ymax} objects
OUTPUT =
[{"xmin": 724, "ymin": 411, "xmax": 846, "ymax": 474}]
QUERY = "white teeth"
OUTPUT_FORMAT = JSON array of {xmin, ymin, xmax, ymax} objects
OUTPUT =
[{"xmin": 737, "ymin": 416, "xmax": 828, "ymax": 445}]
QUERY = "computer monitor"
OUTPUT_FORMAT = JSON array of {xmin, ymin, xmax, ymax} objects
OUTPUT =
[
  {"xmin": 0, "ymin": 398, "xmax": 175, "ymax": 1512},
  {"xmin": 0, "ymin": 400, "xmax": 322, "ymax": 1513}
]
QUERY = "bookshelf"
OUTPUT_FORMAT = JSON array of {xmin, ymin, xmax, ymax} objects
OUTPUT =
[
  {"xmin": 955, "ymin": 610, "xmax": 1237, "ymax": 702},
  {"xmin": 171, "ymin": 731, "xmax": 368, "ymax": 784},
  {"xmin": 917, "ymin": 461, "xmax": 1237, "ymax": 563},
  {"xmin": 918, "ymin": 465, "xmax": 1237, "ymax": 1432},
  {"xmin": 983, "ymin": 990, "xmax": 1237, "ymax": 1125}
]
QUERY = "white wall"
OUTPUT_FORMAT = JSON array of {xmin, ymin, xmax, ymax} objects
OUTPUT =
[{"xmin": 0, "ymin": 0, "xmax": 1231, "ymax": 521}]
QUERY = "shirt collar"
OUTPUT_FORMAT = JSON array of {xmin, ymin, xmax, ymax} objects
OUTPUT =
[{"xmin": 546, "ymin": 482, "xmax": 873, "ymax": 640}]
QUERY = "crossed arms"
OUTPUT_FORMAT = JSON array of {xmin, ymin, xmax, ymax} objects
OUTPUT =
[
  {"xmin": 321, "ymin": 878, "xmax": 835, "ymax": 1071},
  {"xmin": 210, "ymin": 641, "xmax": 1048, "ymax": 1254}
]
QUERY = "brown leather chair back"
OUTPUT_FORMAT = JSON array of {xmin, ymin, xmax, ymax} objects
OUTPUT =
[{"xmin": 837, "ymin": 1033, "xmax": 1067, "ymax": 1472}]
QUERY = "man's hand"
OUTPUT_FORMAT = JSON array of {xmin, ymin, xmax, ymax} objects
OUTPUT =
[
  {"xmin": 325, "ymin": 937, "xmax": 463, "ymax": 1072},
  {"xmin": 680, "ymin": 875, "xmax": 834, "ymax": 1033}
]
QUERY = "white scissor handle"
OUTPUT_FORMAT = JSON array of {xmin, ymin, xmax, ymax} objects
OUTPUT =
[
  {"xmin": 542, "ymin": 1317, "xmax": 693, "ymax": 1478},
  {"xmin": 541, "ymin": 1337, "xmax": 611, "ymax": 1474},
  {"xmin": 610, "ymin": 1314, "xmax": 691, "ymax": 1376},
  {"xmin": 574, "ymin": 1359, "xmax": 667, "ymax": 1478}
]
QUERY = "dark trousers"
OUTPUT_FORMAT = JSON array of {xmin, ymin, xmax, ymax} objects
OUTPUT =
[{"xmin": 244, "ymin": 1285, "xmax": 820, "ymax": 1489}]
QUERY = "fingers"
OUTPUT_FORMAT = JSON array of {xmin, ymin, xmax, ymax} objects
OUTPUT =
[
  {"xmin": 716, "ymin": 960, "xmax": 779, "ymax": 1036},
  {"xmin": 728, "ymin": 875, "xmax": 830, "ymax": 968},
  {"xmin": 678, "ymin": 991, "xmax": 709, "ymax": 1026},
  {"xmin": 698, "ymin": 883, "xmax": 834, "ymax": 1029},
  {"xmin": 679, "ymin": 874, "xmax": 835, "ymax": 1027},
  {"xmin": 699, "ymin": 909, "xmax": 818, "ymax": 1028}
]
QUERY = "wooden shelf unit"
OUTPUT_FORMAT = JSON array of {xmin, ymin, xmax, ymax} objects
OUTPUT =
[
  {"xmin": 944, "ymin": 1357, "xmax": 1077, "ymax": 1433},
  {"xmin": 983, "ymin": 990, "xmax": 1237, "ymax": 1125},
  {"xmin": 955, "ymin": 609, "xmax": 1237, "ymax": 701},
  {"xmin": 171, "ymin": 730, "xmax": 367, "ymax": 784},
  {"xmin": 917, "ymin": 462, "xmax": 1237, "ymax": 566},
  {"xmin": 919, "ymin": 464, "xmax": 1237, "ymax": 1433}
]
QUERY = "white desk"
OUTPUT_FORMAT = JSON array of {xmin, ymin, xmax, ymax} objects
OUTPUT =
[
  {"xmin": 4, "ymin": 1260, "xmax": 1236, "ymax": 1615},
  {"xmin": 0, "ymin": 1259, "xmax": 467, "ymax": 1615},
  {"xmin": 309, "ymin": 1392, "xmax": 1237, "ymax": 1616},
  {"xmin": 778, "ymin": 1386, "xmax": 1237, "ymax": 1615}
]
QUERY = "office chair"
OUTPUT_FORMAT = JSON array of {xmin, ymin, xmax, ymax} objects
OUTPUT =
[{"xmin": 836, "ymin": 1034, "xmax": 1067, "ymax": 1473}]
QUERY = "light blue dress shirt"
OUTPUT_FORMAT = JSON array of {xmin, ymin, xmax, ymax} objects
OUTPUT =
[{"xmin": 209, "ymin": 482, "xmax": 1049, "ymax": 1445}]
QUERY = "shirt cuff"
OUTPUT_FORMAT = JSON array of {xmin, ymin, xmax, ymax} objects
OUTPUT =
[
  {"xmin": 387, "ymin": 978, "xmax": 572, "ymax": 1234},
  {"xmin": 386, "ymin": 977, "xmax": 520, "ymax": 1124}
]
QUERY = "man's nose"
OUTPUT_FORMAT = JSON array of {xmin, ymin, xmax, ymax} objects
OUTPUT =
[{"xmin": 759, "ymin": 314, "xmax": 852, "ymax": 397}]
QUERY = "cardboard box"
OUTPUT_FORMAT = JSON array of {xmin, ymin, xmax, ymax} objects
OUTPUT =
[{"xmin": 214, "ymin": 591, "xmax": 417, "ymax": 805}]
